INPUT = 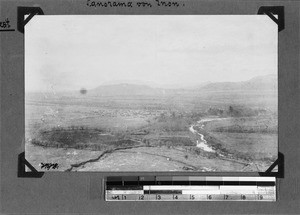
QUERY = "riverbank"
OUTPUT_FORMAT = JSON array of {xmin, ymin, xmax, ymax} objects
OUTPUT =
[{"xmin": 189, "ymin": 117, "xmax": 228, "ymax": 153}]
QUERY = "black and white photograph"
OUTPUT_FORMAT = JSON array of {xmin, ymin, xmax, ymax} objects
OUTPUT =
[{"xmin": 25, "ymin": 15, "xmax": 278, "ymax": 172}]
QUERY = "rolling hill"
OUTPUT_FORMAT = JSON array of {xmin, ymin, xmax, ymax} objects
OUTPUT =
[
  {"xmin": 26, "ymin": 74, "xmax": 277, "ymax": 98},
  {"xmin": 87, "ymin": 74, "xmax": 277, "ymax": 96},
  {"xmin": 199, "ymin": 74, "xmax": 277, "ymax": 92}
]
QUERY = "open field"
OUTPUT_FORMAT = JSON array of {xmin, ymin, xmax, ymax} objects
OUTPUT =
[
  {"xmin": 25, "ymin": 81, "xmax": 277, "ymax": 172},
  {"xmin": 195, "ymin": 115, "xmax": 278, "ymax": 161}
]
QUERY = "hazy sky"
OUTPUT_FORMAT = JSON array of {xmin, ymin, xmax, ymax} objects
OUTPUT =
[{"xmin": 25, "ymin": 15, "xmax": 277, "ymax": 92}]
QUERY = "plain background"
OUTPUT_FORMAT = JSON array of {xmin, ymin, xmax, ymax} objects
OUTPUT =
[{"xmin": 0, "ymin": 0, "xmax": 299, "ymax": 214}]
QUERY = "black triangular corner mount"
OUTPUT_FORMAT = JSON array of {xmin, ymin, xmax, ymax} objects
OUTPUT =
[
  {"xmin": 17, "ymin": 6, "xmax": 44, "ymax": 33},
  {"xmin": 18, "ymin": 152, "xmax": 44, "ymax": 178},
  {"xmin": 259, "ymin": 152, "xmax": 284, "ymax": 178},
  {"xmin": 258, "ymin": 6, "xmax": 284, "ymax": 32}
]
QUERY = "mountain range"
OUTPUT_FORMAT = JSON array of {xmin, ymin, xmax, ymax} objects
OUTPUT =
[
  {"xmin": 88, "ymin": 74, "xmax": 277, "ymax": 96},
  {"xmin": 199, "ymin": 74, "xmax": 277, "ymax": 91},
  {"xmin": 26, "ymin": 74, "xmax": 277, "ymax": 98}
]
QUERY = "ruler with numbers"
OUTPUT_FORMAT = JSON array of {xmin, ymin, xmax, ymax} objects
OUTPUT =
[{"xmin": 105, "ymin": 176, "xmax": 276, "ymax": 201}]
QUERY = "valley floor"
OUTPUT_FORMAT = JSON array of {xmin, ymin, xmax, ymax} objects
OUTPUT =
[
  {"xmin": 26, "ymin": 116, "xmax": 276, "ymax": 172},
  {"xmin": 25, "ymin": 91, "xmax": 277, "ymax": 172}
]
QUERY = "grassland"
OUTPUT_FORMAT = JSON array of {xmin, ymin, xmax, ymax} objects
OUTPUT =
[{"xmin": 25, "ymin": 88, "xmax": 277, "ymax": 172}]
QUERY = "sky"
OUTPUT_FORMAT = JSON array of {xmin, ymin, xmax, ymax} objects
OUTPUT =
[{"xmin": 25, "ymin": 15, "xmax": 277, "ymax": 92}]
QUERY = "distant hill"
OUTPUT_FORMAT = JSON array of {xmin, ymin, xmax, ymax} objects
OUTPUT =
[
  {"xmin": 26, "ymin": 74, "xmax": 277, "ymax": 98},
  {"xmin": 89, "ymin": 83, "xmax": 165, "ymax": 96},
  {"xmin": 85, "ymin": 74, "xmax": 277, "ymax": 96},
  {"xmin": 199, "ymin": 74, "xmax": 277, "ymax": 91}
]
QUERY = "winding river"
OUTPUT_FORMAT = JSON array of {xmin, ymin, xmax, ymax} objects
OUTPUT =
[{"xmin": 189, "ymin": 118, "xmax": 226, "ymax": 153}]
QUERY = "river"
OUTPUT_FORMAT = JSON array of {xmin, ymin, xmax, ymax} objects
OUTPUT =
[{"xmin": 189, "ymin": 117, "xmax": 226, "ymax": 153}]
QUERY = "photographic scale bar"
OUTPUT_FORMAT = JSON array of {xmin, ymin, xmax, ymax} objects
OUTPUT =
[{"xmin": 105, "ymin": 176, "xmax": 276, "ymax": 201}]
